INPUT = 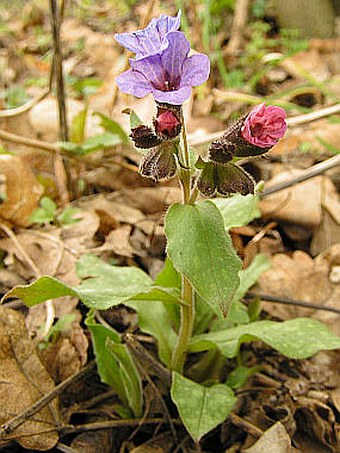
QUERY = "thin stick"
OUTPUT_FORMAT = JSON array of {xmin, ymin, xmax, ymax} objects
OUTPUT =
[
  {"xmin": 246, "ymin": 292, "xmax": 340, "ymax": 315},
  {"xmin": 261, "ymin": 154, "xmax": 340, "ymax": 197},
  {"xmin": 125, "ymin": 334, "xmax": 171, "ymax": 386},
  {"xmin": 0, "ymin": 89, "xmax": 50, "ymax": 118},
  {"xmin": 229, "ymin": 413, "xmax": 263, "ymax": 439},
  {"xmin": 0, "ymin": 128, "xmax": 138, "ymax": 172},
  {"xmin": 0, "ymin": 362, "xmax": 96, "ymax": 440},
  {"xmin": 49, "ymin": 0, "xmax": 70, "ymax": 206},
  {"xmin": 61, "ymin": 418, "xmax": 181, "ymax": 435},
  {"xmin": 49, "ymin": 0, "xmax": 68, "ymax": 142},
  {"xmin": 0, "ymin": 223, "xmax": 55, "ymax": 337},
  {"xmin": 226, "ymin": 0, "xmax": 251, "ymax": 55}
]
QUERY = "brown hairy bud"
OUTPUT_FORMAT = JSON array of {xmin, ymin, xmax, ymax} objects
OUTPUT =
[
  {"xmin": 139, "ymin": 142, "xmax": 178, "ymax": 181},
  {"xmin": 130, "ymin": 125, "xmax": 162, "ymax": 149}
]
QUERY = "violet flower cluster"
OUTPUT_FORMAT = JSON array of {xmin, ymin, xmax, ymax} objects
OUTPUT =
[{"xmin": 114, "ymin": 12, "xmax": 210, "ymax": 105}]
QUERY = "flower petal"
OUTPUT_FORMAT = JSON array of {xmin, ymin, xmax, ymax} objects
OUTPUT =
[
  {"xmin": 152, "ymin": 86, "xmax": 192, "ymax": 105},
  {"xmin": 130, "ymin": 54, "xmax": 165, "ymax": 89},
  {"xmin": 114, "ymin": 11, "xmax": 181, "ymax": 58},
  {"xmin": 160, "ymin": 31, "xmax": 190, "ymax": 83},
  {"xmin": 181, "ymin": 54, "xmax": 210, "ymax": 87},
  {"xmin": 116, "ymin": 70, "xmax": 152, "ymax": 98}
]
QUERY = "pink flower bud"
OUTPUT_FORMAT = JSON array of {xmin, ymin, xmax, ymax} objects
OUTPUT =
[
  {"xmin": 241, "ymin": 103, "xmax": 287, "ymax": 148},
  {"xmin": 154, "ymin": 110, "xmax": 181, "ymax": 139}
]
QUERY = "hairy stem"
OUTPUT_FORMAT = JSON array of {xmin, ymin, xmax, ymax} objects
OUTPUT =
[{"xmin": 171, "ymin": 110, "xmax": 195, "ymax": 373}]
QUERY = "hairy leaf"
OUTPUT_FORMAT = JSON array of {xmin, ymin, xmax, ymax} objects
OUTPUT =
[
  {"xmin": 165, "ymin": 201, "xmax": 242, "ymax": 316},
  {"xmin": 171, "ymin": 372, "xmax": 236, "ymax": 441},
  {"xmin": 190, "ymin": 318, "xmax": 340, "ymax": 359}
]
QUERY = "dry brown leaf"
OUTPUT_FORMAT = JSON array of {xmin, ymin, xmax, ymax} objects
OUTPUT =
[
  {"xmin": 71, "ymin": 430, "xmax": 113, "ymax": 453},
  {"xmin": 0, "ymin": 154, "xmax": 43, "ymax": 227},
  {"xmin": 256, "ymin": 246, "xmax": 340, "ymax": 333},
  {"xmin": 113, "ymin": 187, "xmax": 181, "ymax": 215},
  {"xmin": 243, "ymin": 422, "xmax": 292, "ymax": 453},
  {"xmin": 260, "ymin": 174, "xmax": 337, "ymax": 230},
  {"xmin": 40, "ymin": 323, "xmax": 88, "ymax": 383},
  {"xmin": 0, "ymin": 307, "xmax": 59, "ymax": 450},
  {"xmin": 78, "ymin": 195, "xmax": 145, "ymax": 225}
]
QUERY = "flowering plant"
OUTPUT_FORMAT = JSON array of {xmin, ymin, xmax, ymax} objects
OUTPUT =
[{"xmin": 5, "ymin": 11, "xmax": 340, "ymax": 449}]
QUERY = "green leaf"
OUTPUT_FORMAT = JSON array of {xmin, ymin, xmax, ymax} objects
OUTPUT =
[
  {"xmin": 106, "ymin": 338, "xmax": 143, "ymax": 417},
  {"xmin": 226, "ymin": 365, "xmax": 262, "ymax": 389},
  {"xmin": 60, "ymin": 132, "xmax": 123, "ymax": 155},
  {"xmin": 129, "ymin": 286, "xmax": 181, "ymax": 304},
  {"xmin": 190, "ymin": 318, "xmax": 340, "ymax": 359},
  {"xmin": 56, "ymin": 207, "xmax": 82, "ymax": 227},
  {"xmin": 165, "ymin": 201, "xmax": 242, "ymax": 316},
  {"xmin": 85, "ymin": 315, "xmax": 129, "ymax": 411},
  {"xmin": 127, "ymin": 298, "xmax": 177, "ymax": 367},
  {"xmin": 232, "ymin": 254, "xmax": 270, "ymax": 304},
  {"xmin": 29, "ymin": 208, "xmax": 54, "ymax": 224},
  {"xmin": 171, "ymin": 372, "xmax": 236, "ymax": 441},
  {"xmin": 212, "ymin": 193, "xmax": 261, "ymax": 231},
  {"xmin": 125, "ymin": 109, "xmax": 143, "ymax": 129},
  {"xmin": 71, "ymin": 108, "xmax": 88, "ymax": 143},
  {"xmin": 2, "ymin": 255, "xmax": 152, "ymax": 310},
  {"xmin": 94, "ymin": 112, "xmax": 129, "ymax": 143},
  {"xmin": 154, "ymin": 258, "xmax": 181, "ymax": 289}
]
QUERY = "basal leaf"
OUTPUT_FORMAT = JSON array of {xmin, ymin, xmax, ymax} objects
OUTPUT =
[
  {"xmin": 2, "ymin": 255, "xmax": 152, "ymax": 310},
  {"xmin": 106, "ymin": 339, "xmax": 143, "ymax": 418},
  {"xmin": 127, "ymin": 298, "xmax": 177, "ymax": 367},
  {"xmin": 165, "ymin": 201, "xmax": 242, "ymax": 316},
  {"xmin": 231, "ymin": 254, "xmax": 270, "ymax": 304},
  {"xmin": 85, "ymin": 315, "xmax": 130, "ymax": 412},
  {"xmin": 190, "ymin": 318, "xmax": 340, "ymax": 359},
  {"xmin": 171, "ymin": 372, "xmax": 236, "ymax": 441},
  {"xmin": 212, "ymin": 193, "xmax": 260, "ymax": 231}
]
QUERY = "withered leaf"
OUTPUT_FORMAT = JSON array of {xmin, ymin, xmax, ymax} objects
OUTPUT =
[
  {"xmin": 0, "ymin": 307, "xmax": 59, "ymax": 450},
  {"xmin": 0, "ymin": 155, "xmax": 43, "ymax": 227}
]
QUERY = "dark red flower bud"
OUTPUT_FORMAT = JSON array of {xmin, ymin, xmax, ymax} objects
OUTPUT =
[{"xmin": 154, "ymin": 110, "xmax": 181, "ymax": 139}]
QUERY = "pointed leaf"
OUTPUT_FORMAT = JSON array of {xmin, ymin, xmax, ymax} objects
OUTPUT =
[
  {"xmin": 171, "ymin": 372, "xmax": 236, "ymax": 441},
  {"xmin": 212, "ymin": 193, "xmax": 260, "ymax": 231},
  {"xmin": 2, "ymin": 255, "xmax": 152, "ymax": 310},
  {"xmin": 85, "ymin": 316, "xmax": 129, "ymax": 411},
  {"xmin": 165, "ymin": 201, "xmax": 242, "ymax": 316},
  {"xmin": 190, "ymin": 318, "xmax": 340, "ymax": 359},
  {"xmin": 127, "ymin": 298, "xmax": 177, "ymax": 367},
  {"xmin": 106, "ymin": 339, "xmax": 143, "ymax": 417}
]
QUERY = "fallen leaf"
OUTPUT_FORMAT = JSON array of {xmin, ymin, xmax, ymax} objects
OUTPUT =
[
  {"xmin": 256, "ymin": 246, "xmax": 340, "ymax": 333},
  {"xmin": 0, "ymin": 307, "xmax": 59, "ymax": 450},
  {"xmin": 0, "ymin": 154, "xmax": 43, "ymax": 227},
  {"xmin": 260, "ymin": 174, "xmax": 337, "ymax": 230},
  {"xmin": 244, "ymin": 422, "xmax": 292, "ymax": 453},
  {"xmin": 40, "ymin": 322, "xmax": 88, "ymax": 383}
]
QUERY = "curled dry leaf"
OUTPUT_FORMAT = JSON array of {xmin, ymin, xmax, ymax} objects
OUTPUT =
[
  {"xmin": 40, "ymin": 323, "xmax": 88, "ymax": 383},
  {"xmin": 256, "ymin": 246, "xmax": 340, "ymax": 333},
  {"xmin": 0, "ymin": 154, "xmax": 43, "ymax": 227},
  {"xmin": 0, "ymin": 307, "xmax": 59, "ymax": 450},
  {"xmin": 260, "ymin": 174, "xmax": 337, "ymax": 231}
]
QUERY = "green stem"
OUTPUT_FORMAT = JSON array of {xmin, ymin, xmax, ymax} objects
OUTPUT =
[
  {"xmin": 171, "ymin": 276, "xmax": 194, "ymax": 373},
  {"xmin": 171, "ymin": 110, "xmax": 196, "ymax": 373}
]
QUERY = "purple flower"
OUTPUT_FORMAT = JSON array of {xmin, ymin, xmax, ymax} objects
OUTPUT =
[
  {"xmin": 241, "ymin": 102, "xmax": 287, "ymax": 148},
  {"xmin": 114, "ymin": 12, "xmax": 181, "ymax": 59},
  {"xmin": 116, "ymin": 31, "xmax": 210, "ymax": 105}
]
